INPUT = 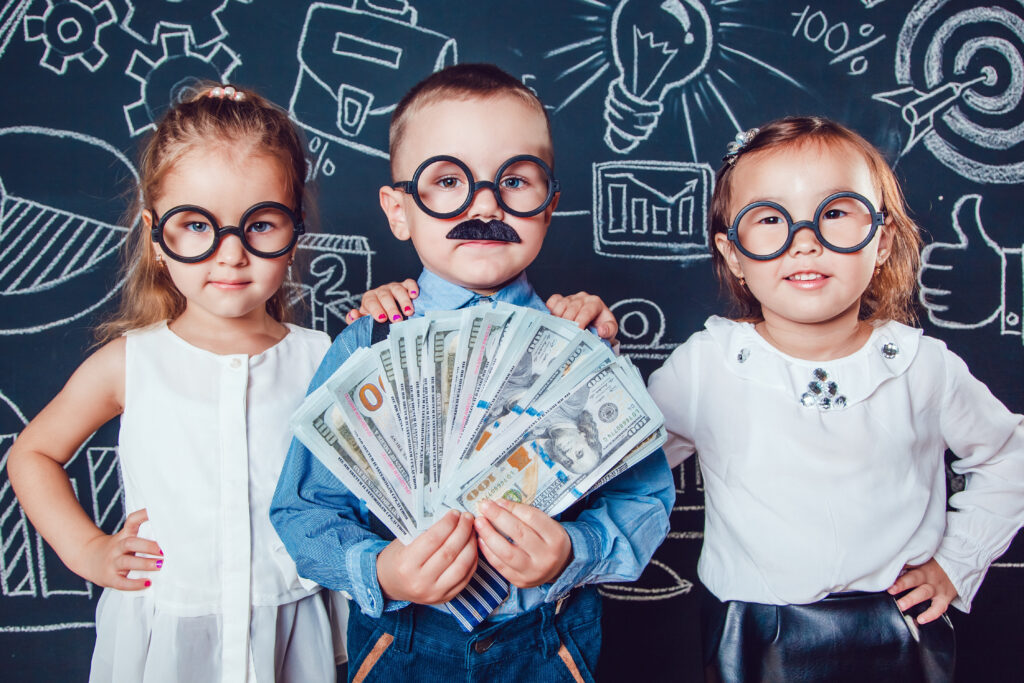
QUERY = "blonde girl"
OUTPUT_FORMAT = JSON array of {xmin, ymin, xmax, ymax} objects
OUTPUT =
[
  {"xmin": 8, "ymin": 84, "xmax": 343, "ymax": 682},
  {"xmin": 648, "ymin": 116, "xmax": 1024, "ymax": 682}
]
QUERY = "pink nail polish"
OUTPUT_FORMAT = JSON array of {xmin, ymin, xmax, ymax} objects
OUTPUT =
[
  {"xmin": 155, "ymin": 559, "xmax": 163, "ymax": 569},
  {"xmin": 377, "ymin": 314, "xmax": 386, "ymax": 321},
  {"xmin": 392, "ymin": 314, "xmax": 402, "ymax": 321},
  {"xmin": 410, "ymin": 290, "xmax": 418, "ymax": 296},
  {"xmin": 404, "ymin": 306, "xmax": 412, "ymax": 313},
  {"xmin": 144, "ymin": 580, "xmax": 152, "ymax": 587}
]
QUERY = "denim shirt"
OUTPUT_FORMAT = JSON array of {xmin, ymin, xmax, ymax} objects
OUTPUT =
[{"xmin": 270, "ymin": 268, "xmax": 674, "ymax": 621}]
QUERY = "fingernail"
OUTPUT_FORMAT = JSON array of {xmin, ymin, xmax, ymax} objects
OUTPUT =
[
  {"xmin": 144, "ymin": 580, "xmax": 152, "ymax": 587},
  {"xmin": 346, "ymin": 311, "xmax": 353, "ymax": 321},
  {"xmin": 410, "ymin": 290, "xmax": 418, "ymax": 296},
  {"xmin": 155, "ymin": 559, "xmax": 163, "ymax": 568},
  {"xmin": 495, "ymin": 498, "xmax": 511, "ymax": 509},
  {"xmin": 392, "ymin": 314, "xmax": 401, "ymax": 321},
  {"xmin": 404, "ymin": 306, "xmax": 412, "ymax": 313},
  {"xmin": 377, "ymin": 314, "xmax": 386, "ymax": 321}
]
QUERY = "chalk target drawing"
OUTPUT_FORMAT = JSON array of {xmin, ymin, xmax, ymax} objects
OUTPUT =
[
  {"xmin": 22, "ymin": 0, "xmax": 115, "ymax": 75},
  {"xmin": 120, "ymin": 0, "xmax": 251, "ymax": 49},
  {"xmin": 874, "ymin": 0, "xmax": 1024, "ymax": 185},
  {"xmin": 123, "ymin": 30, "xmax": 240, "ymax": 136},
  {"xmin": 542, "ymin": 0, "xmax": 809, "ymax": 159},
  {"xmin": 0, "ymin": 126, "xmax": 135, "ymax": 336},
  {"xmin": 288, "ymin": 1, "xmax": 457, "ymax": 160},
  {"xmin": 593, "ymin": 161, "xmax": 713, "ymax": 261},
  {"xmin": 610, "ymin": 298, "xmax": 683, "ymax": 358},
  {"xmin": 0, "ymin": 391, "xmax": 115, "ymax": 632}
]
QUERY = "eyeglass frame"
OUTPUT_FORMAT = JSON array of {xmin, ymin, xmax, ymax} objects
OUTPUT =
[
  {"xmin": 150, "ymin": 201, "xmax": 305, "ymax": 264},
  {"xmin": 391, "ymin": 154, "xmax": 560, "ymax": 219},
  {"xmin": 727, "ymin": 191, "xmax": 886, "ymax": 261}
]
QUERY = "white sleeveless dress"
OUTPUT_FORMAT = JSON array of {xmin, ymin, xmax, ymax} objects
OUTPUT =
[{"xmin": 90, "ymin": 322, "xmax": 343, "ymax": 683}]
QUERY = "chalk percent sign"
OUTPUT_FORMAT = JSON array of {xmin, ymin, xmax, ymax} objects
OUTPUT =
[
  {"xmin": 791, "ymin": 4, "xmax": 887, "ymax": 76},
  {"xmin": 307, "ymin": 135, "xmax": 337, "ymax": 181}
]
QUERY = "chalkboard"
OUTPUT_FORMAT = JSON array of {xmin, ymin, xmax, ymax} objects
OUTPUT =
[{"xmin": 1, "ymin": 1, "xmax": 1021, "ymax": 681}]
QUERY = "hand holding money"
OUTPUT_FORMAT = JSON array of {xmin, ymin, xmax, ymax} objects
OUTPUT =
[{"xmin": 474, "ymin": 499, "xmax": 571, "ymax": 589}]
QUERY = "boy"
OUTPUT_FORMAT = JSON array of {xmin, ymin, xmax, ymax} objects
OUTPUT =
[{"xmin": 271, "ymin": 64, "xmax": 674, "ymax": 682}]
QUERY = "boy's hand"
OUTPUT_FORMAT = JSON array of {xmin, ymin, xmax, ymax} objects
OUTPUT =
[
  {"xmin": 377, "ymin": 510, "xmax": 478, "ymax": 604},
  {"xmin": 474, "ymin": 499, "xmax": 572, "ymax": 589},
  {"xmin": 887, "ymin": 558, "xmax": 958, "ymax": 624},
  {"xmin": 546, "ymin": 292, "xmax": 618, "ymax": 340},
  {"xmin": 77, "ymin": 508, "xmax": 162, "ymax": 590},
  {"xmin": 345, "ymin": 278, "xmax": 420, "ymax": 325}
]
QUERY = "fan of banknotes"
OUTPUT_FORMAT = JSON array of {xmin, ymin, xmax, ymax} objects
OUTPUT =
[{"xmin": 291, "ymin": 302, "xmax": 666, "ymax": 543}]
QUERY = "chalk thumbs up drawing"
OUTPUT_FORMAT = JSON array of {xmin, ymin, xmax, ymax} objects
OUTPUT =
[{"xmin": 919, "ymin": 194, "xmax": 1022, "ymax": 338}]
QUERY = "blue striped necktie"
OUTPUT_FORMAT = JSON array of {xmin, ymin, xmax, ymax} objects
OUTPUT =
[{"xmin": 443, "ymin": 558, "xmax": 509, "ymax": 631}]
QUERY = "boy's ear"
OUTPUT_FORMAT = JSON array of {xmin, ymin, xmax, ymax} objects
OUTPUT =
[
  {"xmin": 713, "ymin": 233, "xmax": 745, "ymax": 280},
  {"xmin": 379, "ymin": 185, "xmax": 411, "ymax": 241}
]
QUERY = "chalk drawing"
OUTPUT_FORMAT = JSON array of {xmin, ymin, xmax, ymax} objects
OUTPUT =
[
  {"xmin": 919, "ymin": 194, "xmax": 1022, "ymax": 339},
  {"xmin": 123, "ymin": 30, "xmax": 240, "ymax": 136},
  {"xmin": 874, "ymin": 1, "xmax": 1024, "ymax": 184},
  {"xmin": 288, "ymin": 1, "xmax": 457, "ymax": 160},
  {"xmin": 0, "ymin": 126, "xmax": 135, "ymax": 336},
  {"xmin": 0, "ymin": 0, "xmax": 33, "ymax": 60},
  {"xmin": 593, "ymin": 160, "xmax": 713, "ymax": 261},
  {"xmin": 120, "ymin": 0, "xmax": 251, "ymax": 49},
  {"xmin": 294, "ymin": 232, "xmax": 374, "ymax": 339},
  {"xmin": 23, "ymin": 0, "xmax": 115, "ymax": 75}
]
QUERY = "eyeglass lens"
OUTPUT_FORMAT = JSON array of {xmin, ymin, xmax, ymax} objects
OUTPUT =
[
  {"xmin": 735, "ymin": 195, "xmax": 876, "ymax": 257},
  {"xmin": 160, "ymin": 205, "xmax": 296, "ymax": 259},
  {"xmin": 414, "ymin": 158, "xmax": 552, "ymax": 216}
]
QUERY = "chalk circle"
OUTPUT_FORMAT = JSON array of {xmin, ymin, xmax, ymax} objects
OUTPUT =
[
  {"xmin": 598, "ymin": 560, "xmax": 694, "ymax": 602},
  {"xmin": 611, "ymin": 298, "xmax": 666, "ymax": 347}
]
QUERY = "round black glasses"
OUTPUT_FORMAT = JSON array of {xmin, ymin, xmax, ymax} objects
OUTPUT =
[
  {"xmin": 727, "ymin": 191, "xmax": 885, "ymax": 261},
  {"xmin": 151, "ymin": 201, "xmax": 304, "ymax": 263},
  {"xmin": 391, "ymin": 154, "xmax": 560, "ymax": 219}
]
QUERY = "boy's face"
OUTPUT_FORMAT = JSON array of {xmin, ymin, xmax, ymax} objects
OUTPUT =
[{"xmin": 380, "ymin": 94, "xmax": 557, "ymax": 295}]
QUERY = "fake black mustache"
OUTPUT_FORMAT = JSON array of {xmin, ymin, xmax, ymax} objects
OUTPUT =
[{"xmin": 445, "ymin": 219, "xmax": 521, "ymax": 243}]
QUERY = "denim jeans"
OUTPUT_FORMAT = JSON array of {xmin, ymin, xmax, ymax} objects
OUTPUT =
[{"xmin": 346, "ymin": 586, "xmax": 602, "ymax": 683}]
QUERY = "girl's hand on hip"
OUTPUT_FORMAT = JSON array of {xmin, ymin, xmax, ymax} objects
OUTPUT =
[
  {"xmin": 474, "ymin": 499, "xmax": 572, "ymax": 589},
  {"xmin": 887, "ymin": 558, "xmax": 957, "ymax": 624},
  {"xmin": 79, "ymin": 508, "xmax": 162, "ymax": 589}
]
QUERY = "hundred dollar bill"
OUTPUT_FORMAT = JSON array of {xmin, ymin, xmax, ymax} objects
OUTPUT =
[
  {"xmin": 447, "ymin": 358, "xmax": 664, "ymax": 515},
  {"xmin": 420, "ymin": 311, "xmax": 464, "ymax": 518},
  {"xmin": 290, "ymin": 384, "xmax": 414, "ymax": 542},
  {"xmin": 325, "ymin": 347, "xmax": 416, "ymax": 520}
]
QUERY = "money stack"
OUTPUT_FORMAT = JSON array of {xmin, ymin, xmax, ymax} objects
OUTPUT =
[{"xmin": 290, "ymin": 302, "xmax": 666, "ymax": 543}]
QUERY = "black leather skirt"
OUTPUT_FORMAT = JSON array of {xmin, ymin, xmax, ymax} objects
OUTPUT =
[{"xmin": 701, "ymin": 588, "xmax": 955, "ymax": 683}]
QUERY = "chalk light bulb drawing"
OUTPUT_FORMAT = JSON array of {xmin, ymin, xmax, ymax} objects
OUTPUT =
[{"xmin": 604, "ymin": 0, "xmax": 713, "ymax": 153}]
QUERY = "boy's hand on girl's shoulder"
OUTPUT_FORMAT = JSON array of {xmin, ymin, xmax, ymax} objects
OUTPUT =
[
  {"xmin": 887, "ymin": 558, "xmax": 958, "ymax": 624},
  {"xmin": 78, "ymin": 508, "xmax": 162, "ymax": 590},
  {"xmin": 346, "ymin": 278, "xmax": 420, "ymax": 325},
  {"xmin": 376, "ymin": 509, "xmax": 478, "ymax": 604},
  {"xmin": 474, "ymin": 499, "xmax": 572, "ymax": 589},
  {"xmin": 545, "ymin": 292, "xmax": 618, "ymax": 341}
]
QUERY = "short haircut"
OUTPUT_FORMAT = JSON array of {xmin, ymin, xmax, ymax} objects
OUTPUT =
[{"xmin": 388, "ymin": 63, "xmax": 552, "ymax": 177}]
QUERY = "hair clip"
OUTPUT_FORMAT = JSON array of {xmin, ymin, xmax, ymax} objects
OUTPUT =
[
  {"xmin": 207, "ymin": 85, "xmax": 245, "ymax": 102},
  {"xmin": 723, "ymin": 127, "xmax": 760, "ymax": 166}
]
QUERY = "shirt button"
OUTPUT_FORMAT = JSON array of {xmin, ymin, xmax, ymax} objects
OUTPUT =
[
  {"xmin": 473, "ymin": 636, "xmax": 495, "ymax": 653},
  {"xmin": 230, "ymin": 358, "xmax": 242, "ymax": 369}
]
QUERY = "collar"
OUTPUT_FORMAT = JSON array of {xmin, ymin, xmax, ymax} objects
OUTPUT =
[
  {"xmin": 704, "ymin": 315, "xmax": 923, "ymax": 410},
  {"xmin": 413, "ymin": 268, "xmax": 540, "ymax": 314}
]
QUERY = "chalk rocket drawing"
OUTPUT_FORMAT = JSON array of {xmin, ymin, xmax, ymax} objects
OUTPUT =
[
  {"xmin": 288, "ymin": 1, "xmax": 457, "ymax": 159},
  {"xmin": 123, "ymin": 30, "xmax": 240, "ymax": 136},
  {"xmin": 0, "ymin": 127, "xmax": 134, "ymax": 336},
  {"xmin": 919, "ymin": 194, "xmax": 1022, "ymax": 339},
  {"xmin": 543, "ymin": 0, "xmax": 807, "ymax": 159},
  {"xmin": 593, "ymin": 161, "xmax": 713, "ymax": 261},
  {"xmin": 22, "ymin": 0, "xmax": 115, "ymax": 75},
  {"xmin": 873, "ymin": 0, "xmax": 1024, "ymax": 184}
]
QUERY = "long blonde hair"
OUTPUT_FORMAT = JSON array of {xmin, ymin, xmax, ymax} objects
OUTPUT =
[
  {"xmin": 709, "ymin": 116, "xmax": 921, "ymax": 325},
  {"xmin": 96, "ymin": 83, "xmax": 308, "ymax": 343}
]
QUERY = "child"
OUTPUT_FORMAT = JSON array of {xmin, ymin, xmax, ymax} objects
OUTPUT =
[
  {"xmin": 7, "ymin": 84, "xmax": 344, "ymax": 681},
  {"xmin": 647, "ymin": 116, "xmax": 1024, "ymax": 681},
  {"xmin": 270, "ymin": 63, "xmax": 674, "ymax": 682}
]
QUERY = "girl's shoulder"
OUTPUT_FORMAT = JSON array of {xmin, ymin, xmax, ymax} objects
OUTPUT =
[{"xmin": 282, "ymin": 324, "xmax": 332, "ymax": 354}]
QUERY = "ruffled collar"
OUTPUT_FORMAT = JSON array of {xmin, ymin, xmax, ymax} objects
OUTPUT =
[{"xmin": 703, "ymin": 316, "xmax": 922, "ymax": 410}]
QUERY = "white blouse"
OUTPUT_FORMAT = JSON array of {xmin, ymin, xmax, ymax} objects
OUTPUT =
[
  {"xmin": 91, "ymin": 322, "xmax": 339, "ymax": 683},
  {"xmin": 647, "ymin": 316, "xmax": 1024, "ymax": 611}
]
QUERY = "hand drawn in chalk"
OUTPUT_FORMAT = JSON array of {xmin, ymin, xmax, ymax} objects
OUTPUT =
[
  {"xmin": 123, "ymin": 30, "xmax": 240, "ymax": 136},
  {"xmin": 593, "ymin": 161, "xmax": 712, "ymax": 261},
  {"xmin": 919, "ymin": 194, "xmax": 1022, "ymax": 339},
  {"xmin": 543, "ymin": 0, "xmax": 807, "ymax": 160},
  {"xmin": 120, "ymin": 0, "xmax": 250, "ymax": 49},
  {"xmin": 288, "ymin": 1, "xmax": 457, "ymax": 160},
  {"xmin": 0, "ymin": 126, "xmax": 136, "ymax": 336},
  {"xmin": 873, "ymin": 0, "xmax": 1024, "ymax": 184},
  {"xmin": 23, "ymin": 0, "xmax": 115, "ymax": 75}
]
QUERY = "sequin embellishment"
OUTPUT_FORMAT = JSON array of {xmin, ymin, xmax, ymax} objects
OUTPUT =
[
  {"xmin": 800, "ymin": 368, "xmax": 847, "ymax": 410},
  {"xmin": 881, "ymin": 342, "xmax": 899, "ymax": 359}
]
